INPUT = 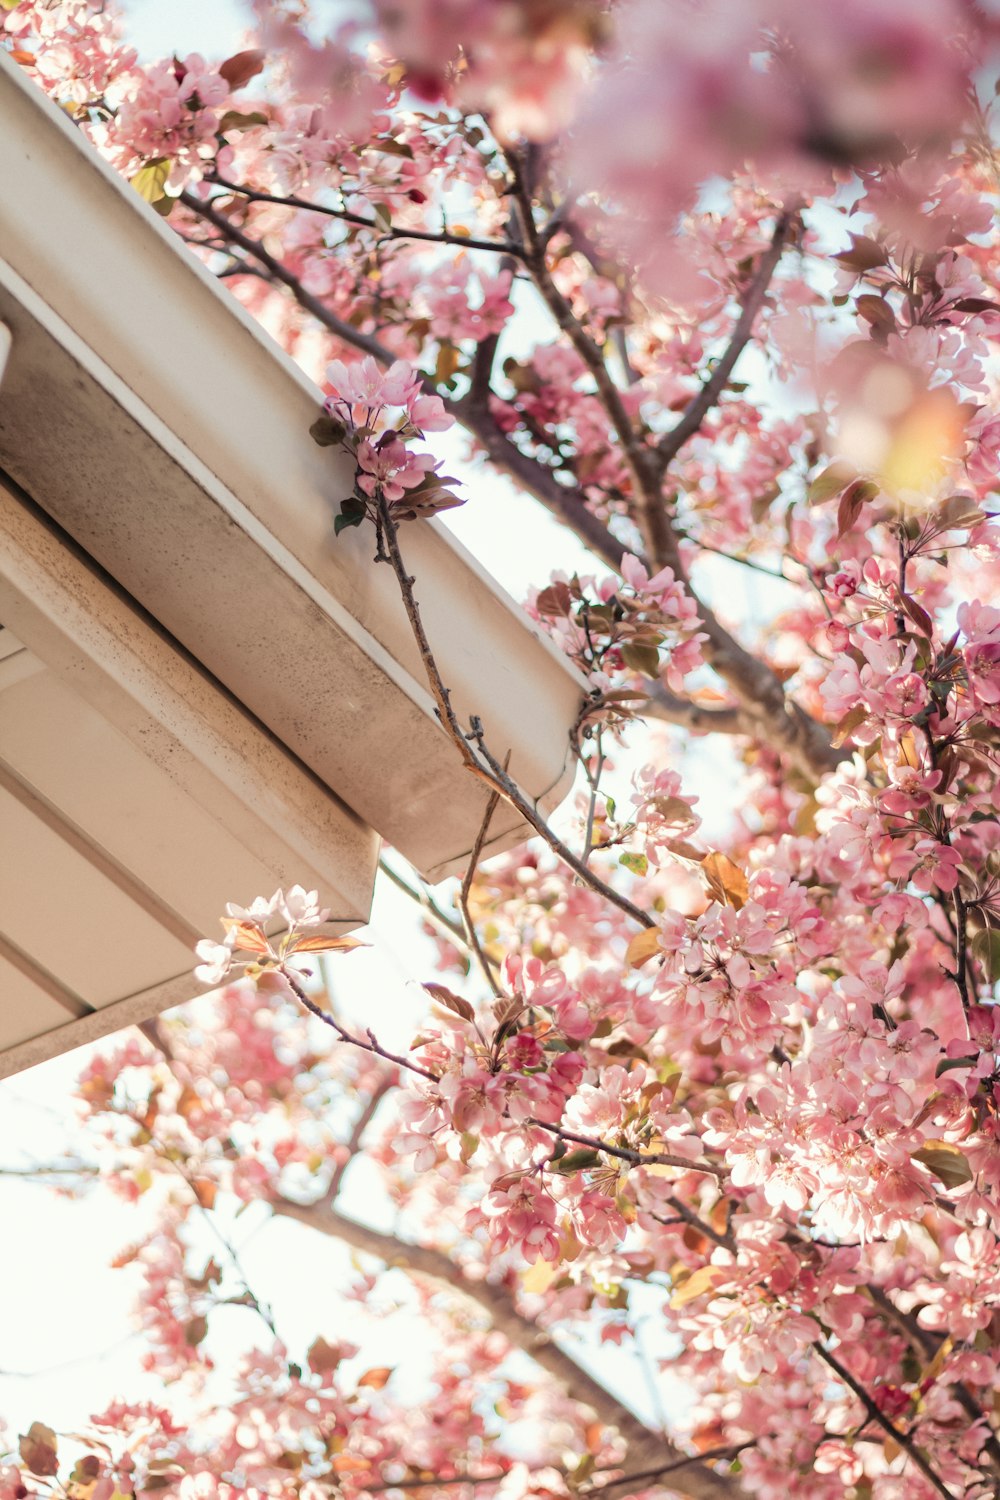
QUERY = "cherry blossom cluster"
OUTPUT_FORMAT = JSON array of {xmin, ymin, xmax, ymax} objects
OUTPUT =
[{"xmin": 314, "ymin": 355, "xmax": 463, "ymax": 527}]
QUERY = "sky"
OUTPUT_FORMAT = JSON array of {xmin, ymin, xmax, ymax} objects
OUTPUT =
[{"xmin": 0, "ymin": 0, "xmax": 751, "ymax": 1457}]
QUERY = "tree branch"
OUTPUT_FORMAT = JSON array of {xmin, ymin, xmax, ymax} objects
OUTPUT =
[
  {"xmin": 179, "ymin": 190, "xmax": 844, "ymax": 781},
  {"xmin": 374, "ymin": 493, "xmax": 655, "ymax": 931},
  {"xmin": 815, "ymin": 1345, "xmax": 957, "ymax": 1500},
  {"xmin": 269, "ymin": 1198, "xmax": 737, "ymax": 1500},
  {"xmin": 206, "ymin": 176, "xmax": 525, "ymax": 259},
  {"xmin": 179, "ymin": 190, "xmax": 394, "ymax": 362},
  {"xmin": 655, "ymin": 209, "xmax": 799, "ymax": 471}
]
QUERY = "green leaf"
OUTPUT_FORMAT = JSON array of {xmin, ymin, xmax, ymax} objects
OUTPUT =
[
  {"xmin": 621, "ymin": 642, "xmax": 661, "ymax": 679},
  {"xmin": 334, "ymin": 498, "xmax": 367, "ymax": 535},
  {"xmin": 435, "ymin": 341, "xmax": 463, "ymax": 386},
  {"xmin": 218, "ymin": 110, "xmax": 269, "ymax": 134},
  {"xmin": 310, "ymin": 413, "xmax": 347, "ymax": 447},
  {"xmin": 372, "ymin": 202, "xmax": 393, "ymax": 234},
  {"xmin": 808, "ymin": 462, "xmax": 857, "ymax": 505},
  {"xmin": 912, "ymin": 1141, "xmax": 973, "ymax": 1189},
  {"xmin": 619, "ymin": 851, "xmax": 649, "ymax": 877},
  {"xmin": 554, "ymin": 1148, "xmax": 602, "ymax": 1173},
  {"xmin": 972, "ymin": 928, "xmax": 1000, "ymax": 983},
  {"xmin": 130, "ymin": 157, "xmax": 172, "ymax": 207},
  {"xmin": 832, "ymin": 703, "xmax": 869, "ymax": 748}
]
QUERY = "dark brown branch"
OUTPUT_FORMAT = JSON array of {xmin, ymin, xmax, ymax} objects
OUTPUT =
[
  {"xmin": 459, "ymin": 785, "xmax": 504, "ymax": 997},
  {"xmin": 815, "ymin": 1345, "xmax": 957, "ymax": 1500},
  {"xmin": 449, "ymin": 396, "xmax": 631, "ymax": 570},
  {"xmin": 280, "ymin": 965, "xmax": 440, "ymax": 1083},
  {"xmin": 374, "ymin": 493, "xmax": 655, "ymax": 931},
  {"xmin": 180, "ymin": 189, "xmax": 843, "ymax": 781},
  {"xmin": 269, "ymin": 1199, "xmax": 737, "ymax": 1500},
  {"xmin": 505, "ymin": 152, "xmax": 667, "ymax": 567},
  {"xmin": 206, "ymin": 175, "xmax": 524, "ymax": 259},
  {"xmin": 580, "ymin": 1445, "xmax": 753, "ymax": 1495},
  {"xmin": 656, "ymin": 209, "xmax": 800, "ymax": 471},
  {"xmin": 179, "ymin": 190, "xmax": 393, "ymax": 362}
]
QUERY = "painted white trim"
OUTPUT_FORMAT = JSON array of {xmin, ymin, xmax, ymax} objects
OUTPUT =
[{"xmin": 0, "ymin": 53, "xmax": 585, "ymax": 881}]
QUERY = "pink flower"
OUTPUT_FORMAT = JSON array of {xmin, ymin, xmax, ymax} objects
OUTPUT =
[
  {"xmin": 889, "ymin": 838, "xmax": 963, "ymax": 894},
  {"xmin": 194, "ymin": 936, "xmax": 235, "ymax": 986},
  {"xmin": 356, "ymin": 437, "xmax": 436, "ymax": 502},
  {"xmin": 481, "ymin": 1177, "xmax": 560, "ymax": 1263}
]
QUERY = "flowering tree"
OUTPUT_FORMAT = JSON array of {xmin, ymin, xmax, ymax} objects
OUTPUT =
[{"xmin": 4, "ymin": 2, "xmax": 1000, "ymax": 1498}]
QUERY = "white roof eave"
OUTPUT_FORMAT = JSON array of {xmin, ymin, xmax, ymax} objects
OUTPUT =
[
  {"xmin": 0, "ymin": 53, "xmax": 586, "ymax": 882},
  {"xmin": 0, "ymin": 476, "xmax": 380, "ymax": 1078}
]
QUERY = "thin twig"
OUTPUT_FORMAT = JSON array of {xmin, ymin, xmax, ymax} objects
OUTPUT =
[
  {"xmin": 379, "ymin": 857, "xmax": 471, "ymax": 954},
  {"xmin": 181, "ymin": 187, "xmax": 842, "ymax": 781},
  {"xmin": 207, "ymin": 175, "xmax": 524, "ymax": 258},
  {"xmin": 280, "ymin": 965, "xmax": 440, "ymax": 1083},
  {"xmin": 533, "ymin": 1121, "xmax": 723, "ymax": 1178},
  {"xmin": 374, "ymin": 492, "xmax": 655, "ymax": 931},
  {"xmin": 364, "ymin": 1473, "xmax": 510, "ymax": 1493},
  {"xmin": 460, "ymin": 784, "xmax": 505, "ymax": 998},
  {"xmin": 656, "ymin": 208, "xmax": 800, "ymax": 471},
  {"xmin": 815, "ymin": 1344, "xmax": 956, "ymax": 1499},
  {"xmin": 660, "ymin": 1196, "xmax": 736, "ymax": 1252},
  {"xmin": 579, "ymin": 1444, "xmax": 753, "ymax": 1494}
]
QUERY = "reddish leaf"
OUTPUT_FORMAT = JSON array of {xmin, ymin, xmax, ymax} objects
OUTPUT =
[
  {"xmin": 184, "ymin": 1315, "xmax": 209, "ymax": 1347},
  {"xmin": 20, "ymin": 1423, "xmax": 59, "ymax": 1476},
  {"xmin": 291, "ymin": 934, "xmax": 366, "ymax": 954},
  {"xmin": 218, "ymin": 49, "xmax": 266, "ymax": 90},
  {"xmin": 855, "ymin": 294, "xmax": 896, "ymax": 339},
  {"xmin": 423, "ymin": 982, "xmax": 476, "ymax": 1022},
  {"xmin": 836, "ymin": 478, "xmax": 878, "ymax": 539},
  {"xmin": 936, "ymin": 494, "xmax": 986, "ymax": 531},
  {"xmin": 308, "ymin": 1336, "xmax": 346, "ymax": 1376},
  {"xmin": 192, "ymin": 1177, "xmax": 217, "ymax": 1210},
  {"xmin": 357, "ymin": 1366, "xmax": 393, "ymax": 1390},
  {"xmin": 832, "ymin": 234, "xmax": 888, "ymax": 272},
  {"xmin": 185, "ymin": 1314, "xmax": 209, "ymax": 1350},
  {"xmin": 220, "ymin": 919, "xmax": 270, "ymax": 953},
  {"xmin": 951, "ymin": 297, "xmax": 1000, "ymax": 314},
  {"xmin": 535, "ymin": 581, "xmax": 572, "ymax": 617},
  {"xmin": 898, "ymin": 592, "xmax": 934, "ymax": 639}
]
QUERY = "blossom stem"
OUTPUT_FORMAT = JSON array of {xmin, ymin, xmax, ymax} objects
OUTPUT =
[
  {"xmin": 279, "ymin": 965, "xmax": 440, "ymax": 1083},
  {"xmin": 374, "ymin": 492, "xmax": 656, "ymax": 931}
]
